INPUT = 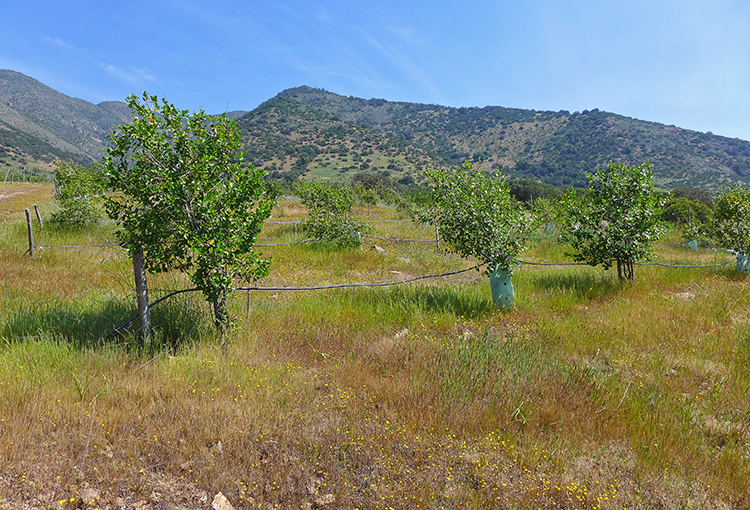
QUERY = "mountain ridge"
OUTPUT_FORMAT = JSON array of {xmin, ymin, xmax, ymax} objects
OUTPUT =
[
  {"xmin": 268, "ymin": 86, "xmax": 750, "ymax": 189},
  {"xmin": 2, "ymin": 70, "xmax": 750, "ymax": 190}
]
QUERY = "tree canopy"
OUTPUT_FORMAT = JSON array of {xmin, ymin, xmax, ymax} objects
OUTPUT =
[
  {"xmin": 296, "ymin": 181, "xmax": 370, "ymax": 247},
  {"xmin": 710, "ymin": 185, "xmax": 750, "ymax": 256},
  {"xmin": 51, "ymin": 160, "xmax": 105, "ymax": 224},
  {"xmin": 561, "ymin": 162, "xmax": 665, "ymax": 281},
  {"xmin": 104, "ymin": 93, "xmax": 273, "ymax": 334},
  {"xmin": 427, "ymin": 162, "xmax": 536, "ymax": 274}
]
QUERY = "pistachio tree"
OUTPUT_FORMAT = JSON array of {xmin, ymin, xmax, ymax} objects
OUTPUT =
[
  {"xmin": 51, "ymin": 160, "xmax": 105, "ymax": 224},
  {"xmin": 560, "ymin": 162, "xmax": 665, "ymax": 281},
  {"xmin": 709, "ymin": 185, "xmax": 750, "ymax": 271},
  {"xmin": 104, "ymin": 93, "xmax": 273, "ymax": 338},
  {"xmin": 296, "ymin": 181, "xmax": 370, "ymax": 247},
  {"xmin": 427, "ymin": 162, "xmax": 536, "ymax": 308},
  {"xmin": 353, "ymin": 184, "xmax": 380, "ymax": 215}
]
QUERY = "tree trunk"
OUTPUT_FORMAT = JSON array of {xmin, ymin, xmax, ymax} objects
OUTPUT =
[
  {"xmin": 133, "ymin": 250, "xmax": 151, "ymax": 349},
  {"xmin": 617, "ymin": 259, "xmax": 635, "ymax": 281},
  {"xmin": 625, "ymin": 260, "xmax": 635, "ymax": 281},
  {"xmin": 213, "ymin": 289, "xmax": 228, "ymax": 345}
]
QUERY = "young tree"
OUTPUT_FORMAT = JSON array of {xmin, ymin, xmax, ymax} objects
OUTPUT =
[
  {"xmin": 297, "ymin": 181, "xmax": 370, "ymax": 248},
  {"xmin": 560, "ymin": 162, "xmax": 665, "ymax": 281},
  {"xmin": 427, "ymin": 162, "xmax": 536, "ymax": 309},
  {"xmin": 104, "ymin": 93, "xmax": 273, "ymax": 338},
  {"xmin": 353, "ymin": 184, "xmax": 380, "ymax": 215},
  {"xmin": 51, "ymin": 160, "xmax": 105, "ymax": 224},
  {"xmin": 661, "ymin": 196, "xmax": 711, "ymax": 227},
  {"xmin": 709, "ymin": 185, "xmax": 750, "ymax": 271}
]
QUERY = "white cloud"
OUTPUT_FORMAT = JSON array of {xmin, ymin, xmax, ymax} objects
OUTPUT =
[
  {"xmin": 99, "ymin": 63, "xmax": 157, "ymax": 85},
  {"xmin": 43, "ymin": 36, "xmax": 77, "ymax": 52}
]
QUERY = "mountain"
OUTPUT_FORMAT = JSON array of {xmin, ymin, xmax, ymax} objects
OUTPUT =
[
  {"xmin": 3, "ymin": 70, "xmax": 750, "ymax": 190},
  {"xmin": 247, "ymin": 86, "xmax": 750, "ymax": 189},
  {"xmin": 236, "ymin": 95, "xmax": 442, "ymax": 185},
  {"xmin": 0, "ymin": 70, "xmax": 131, "ymax": 178}
]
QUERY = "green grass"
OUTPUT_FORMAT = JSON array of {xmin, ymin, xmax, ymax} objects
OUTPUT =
[{"xmin": 1, "ymin": 187, "xmax": 749, "ymax": 508}]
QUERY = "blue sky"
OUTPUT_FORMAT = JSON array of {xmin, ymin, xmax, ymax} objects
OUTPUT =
[{"xmin": 2, "ymin": 0, "xmax": 750, "ymax": 141}]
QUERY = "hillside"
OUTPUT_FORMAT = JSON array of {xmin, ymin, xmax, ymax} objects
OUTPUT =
[
  {"xmin": 0, "ymin": 70, "xmax": 130, "ymax": 178},
  {"xmin": 3, "ymin": 70, "xmax": 750, "ymax": 190},
  {"xmin": 236, "ymin": 95, "xmax": 443, "ymax": 185},
  {"xmin": 269, "ymin": 86, "xmax": 750, "ymax": 189}
]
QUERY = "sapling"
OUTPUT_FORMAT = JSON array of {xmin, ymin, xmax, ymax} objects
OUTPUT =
[
  {"xmin": 104, "ymin": 93, "xmax": 273, "ymax": 341},
  {"xmin": 297, "ymin": 181, "xmax": 370, "ymax": 248},
  {"xmin": 709, "ymin": 185, "xmax": 750, "ymax": 272},
  {"xmin": 427, "ymin": 162, "xmax": 536, "ymax": 309},
  {"xmin": 51, "ymin": 160, "xmax": 105, "ymax": 225},
  {"xmin": 560, "ymin": 162, "xmax": 665, "ymax": 281}
]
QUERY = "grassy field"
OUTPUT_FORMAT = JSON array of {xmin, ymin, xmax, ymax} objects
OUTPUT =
[{"xmin": 1, "ymin": 183, "xmax": 749, "ymax": 509}]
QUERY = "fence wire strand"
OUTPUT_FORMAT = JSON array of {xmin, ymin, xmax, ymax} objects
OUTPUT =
[
  {"xmin": 36, "ymin": 243, "xmax": 121, "ymax": 248},
  {"xmin": 364, "ymin": 234, "xmax": 438, "ymax": 243}
]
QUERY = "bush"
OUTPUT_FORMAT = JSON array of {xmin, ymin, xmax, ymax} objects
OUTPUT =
[
  {"xmin": 297, "ymin": 182, "xmax": 370, "ymax": 247},
  {"xmin": 51, "ymin": 160, "xmax": 104, "ymax": 224},
  {"xmin": 560, "ymin": 162, "xmax": 665, "ymax": 281}
]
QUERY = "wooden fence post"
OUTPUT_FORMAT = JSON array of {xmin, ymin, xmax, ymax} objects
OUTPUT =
[
  {"xmin": 25, "ymin": 209, "xmax": 34, "ymax": 257},
  {"xmin": 132, "ymin": 249, "xmax": 152, "ymax": 347},
  {"xmin": 33, "ymin": 204, "xmax": 43, "ymax": 227}
]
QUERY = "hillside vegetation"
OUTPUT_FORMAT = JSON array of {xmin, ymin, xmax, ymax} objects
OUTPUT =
[
  {"xmin": 237, "ymin": 96, "xmax": 441, "ymax": 186},
  {"xmin": 1, "ymin": 184, "xmax": 749, "ymax": 508},
  {"xmin": 4, "ymin": 71, "xmax": 750, "ymax": 189},
  {"xmin": 269, "ymin": 86, "xmax": 750, "ymax": 189}
]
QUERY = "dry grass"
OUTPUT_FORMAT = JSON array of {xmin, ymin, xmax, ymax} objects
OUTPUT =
[{"xmin": 1, "ymin": 186, "xmax": 749, "ymax": 509}]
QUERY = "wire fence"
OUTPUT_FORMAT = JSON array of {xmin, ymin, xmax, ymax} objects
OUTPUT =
[
  {"xmin": 111, "ymin": 264, "xmax": 483, "ymax": 334},
  {"xmin": 110, "ymin": 253, "xmax": 741, "ymax": 335},
  {"xmin": 20, "ymin": 203, "xmax": 738, "ymax": 271},
  {"xmin": 517, "ymin": 258, "xmax": 738, "ymax": 269},
  {"xmin": 635, "ymin": 259, "xmax": 737, "ymax": 269},
  {"xmin": 34, "ymin": 243, "xmax": 121, "ymax": 249},
  {"xmin": 364, "ymin": 234, "xmax": 438, "ymax": 244}
]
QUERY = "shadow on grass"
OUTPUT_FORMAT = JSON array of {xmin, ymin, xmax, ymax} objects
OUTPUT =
[
  {"xmin": 348, "ymin": 284, "xmax": 496, "ymax": 320},
  {"xmin": 1, "ymin": 293, "xmax": 213, "ymax": 354},
  {"xmin": 718, "ymin": 266, "xmax": 749, "ymax": 282},
  {"xmin": 526, "ymin": 268, "xmax": 625, "ymax": 301}
]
